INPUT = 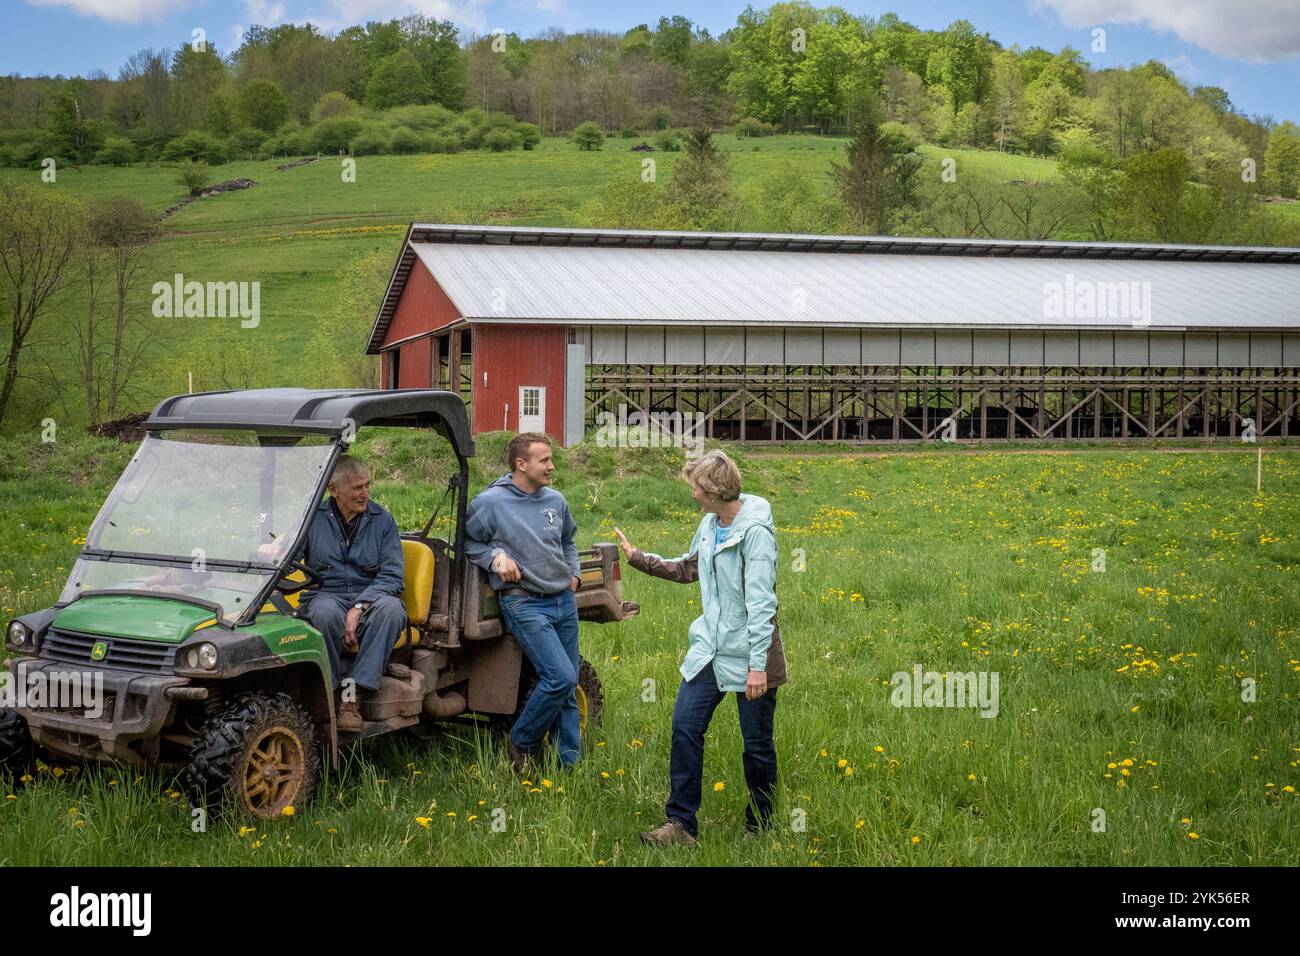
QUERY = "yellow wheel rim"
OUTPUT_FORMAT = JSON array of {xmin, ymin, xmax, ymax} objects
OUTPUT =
[
  {"xmin": 576, "ymin": 685, "xmax": 588, "ymax": 734},
  {"xmin": 241, "ymin": 726, "xmax": 306, "ymax": 818}
]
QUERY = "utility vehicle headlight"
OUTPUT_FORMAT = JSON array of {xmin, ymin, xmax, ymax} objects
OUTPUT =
[
  {"xmin": 186, "ymin": 642, "xmax": 218, "ymax": 670},
  {"xmin": 6, "ymin": 621, "xmax": 30, "ymax": 648}
]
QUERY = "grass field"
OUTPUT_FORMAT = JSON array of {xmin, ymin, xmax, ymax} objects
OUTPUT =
[{"xmin": 1, "ymin": 430, "xmax": 1296, "ymax": 865}]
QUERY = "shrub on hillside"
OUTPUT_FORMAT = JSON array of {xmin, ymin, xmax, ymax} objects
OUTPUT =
[
  {"xmin": 388, "ymin": 126, "xmax": 426, "ymax": 154},
  {"xmin": 646, "ymin": 106, "xmax": 672, "ymax": 130},
  {"xmin": 280, "ymin": 124, "xmax": 317, "ymax": 155},
  {"xmin": 314, "ymin": 116, "xmax": 365, "ymax": 153},
  {"xmin": 573, "ymin": 121, "xmax": 605, "ymax": 150},
  {"xmin": 160, "ymin": 130, "xmax": 229, "ymax": 164},
  {"xmin": 383, "ymin": 103, "xmax": 457, "ymax": 131},
  {"xmin": 484, "ymin": 128, "xmax": 521, "ymax": 152},
  {"xmin": 310, "ymin": 91, "xmax": 362, "ymax": 122},
  {"xmin": 95, "ymin": 137, "xmax": 136, "ymax": 165},
  {"xmin": 229, "ymin": 127, "xmax": 264, "ymax": 157},
  {"xmin": 735, "ymin": 116, "xmax": 777, "ymax": 137},
  {"xmin": 349, "ymin": 124, "xmax": 392, "ymax": 155},
  {"xmin": 653, "ymin": 130, "xmax": 682, "ymax": 152},
  {"xmin": 518, "ymin": 123, "xmax": 541, "ymax": 150},
  {"xmin": 426, "ymin": 132, "xmax": 461, "ymax": 153},
  {"xmin": 175, "ymin": 159, "xmax": 213, "ymax": 196}
]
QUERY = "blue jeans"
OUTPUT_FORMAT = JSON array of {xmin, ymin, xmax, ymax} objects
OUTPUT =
[
  {"xmin": 301, "ymin": 592, "xmax": 407, "ymax": 694},
  {"xmin": 666, "ymin": 662, "xmax": 778, "ymax": 837},
  {"xmin": 498, "ymin": 589, "xmax": 581, "ymax": 767}
]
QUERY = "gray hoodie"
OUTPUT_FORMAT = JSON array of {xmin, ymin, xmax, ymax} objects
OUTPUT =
[{"xmin": 464, "ymin": 473, "xmax": 581, "ymax": 595}]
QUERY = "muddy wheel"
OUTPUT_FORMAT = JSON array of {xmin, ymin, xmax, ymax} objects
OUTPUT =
[
  {"xmin": 0, "ymin": 708, "xmax": 33, "ymax": 777},
  {"xmin": 507, "ymin": 656, "xmax": 604, "ymax": 736},
  {"xmin": 184, "ymin": 692, "xmax": 320, "ymax": 820}
]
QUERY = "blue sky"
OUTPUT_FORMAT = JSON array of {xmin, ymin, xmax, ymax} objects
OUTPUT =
[{"xmin": 4, "ymin": 0, "xmax": 1299, "ymax": 124}]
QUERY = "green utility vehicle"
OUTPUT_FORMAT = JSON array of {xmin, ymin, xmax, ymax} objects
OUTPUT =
[{"xmin": 0, "ymin": 389, "xmax": 637, "ymax": 818}]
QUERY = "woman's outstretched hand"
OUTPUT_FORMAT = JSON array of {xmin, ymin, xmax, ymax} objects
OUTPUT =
[{"xmin": 613, "ymin": 527, "xmax": 634, "ymax": 560}]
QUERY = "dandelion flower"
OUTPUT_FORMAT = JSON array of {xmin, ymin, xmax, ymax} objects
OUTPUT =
[
  {"xmin": 415, "ymin": 817, "xmax": 431, "ymax": 828},
  {"xmin": 910, "ymin": 835, "xmax": 921, "ymax": 844},
  {"xmin": 837, "ymin": 758, "xmax": 848, "ymax": 769},
  {"xmin": 280, "ymin": 805, "xmax": 295, "ymax": 816}
]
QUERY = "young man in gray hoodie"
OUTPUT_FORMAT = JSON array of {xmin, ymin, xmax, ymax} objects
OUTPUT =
[{"xmin": 464, "ymin": 432, "xmax": 583, "ymax": 770}]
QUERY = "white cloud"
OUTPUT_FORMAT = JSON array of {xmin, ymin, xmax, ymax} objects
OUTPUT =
[
  {"xmin": 1032, "ymin": 0, "xmax": 1300, "ymax": 62},
  {"xmin": 304, "ymin": 0, "xmax": 489, "ymax": 33},
  {"xmin": 1160, "ymin": 53, "xmax": 1200, "ymax": 84},
  {"xmin": 243, "ymin": 0, "xmax": 286, "ymax": 24},
  {"xmin": 24, "ymin": 0, "xmax": 189, "ymax": 23}
]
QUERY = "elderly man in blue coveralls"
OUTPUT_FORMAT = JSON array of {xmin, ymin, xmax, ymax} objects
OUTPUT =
[{"xmin": 290, "ymin": 454, "xmax": 406, "ymax": 733}]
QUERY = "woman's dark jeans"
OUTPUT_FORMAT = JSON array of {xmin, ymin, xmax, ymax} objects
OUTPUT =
[{"xmin": 665, "ymin": 662, "xmax": 778, "ymax": 837}]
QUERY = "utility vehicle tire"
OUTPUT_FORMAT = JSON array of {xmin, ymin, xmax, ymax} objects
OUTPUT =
[
  {"xmin": 184, "ymin": 692, "xmax": 320, "ymax": 820},
  {"xmin": 0, "ymin": 708, "xmax": 33, "ymax": 777},
  {"xmin": 508, "ymin": 656, "xmax": 604, "ymax": 735}
]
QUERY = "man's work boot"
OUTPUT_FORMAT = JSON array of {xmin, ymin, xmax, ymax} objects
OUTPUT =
[
  {"xmin": 506, "ymin": 738, "xmax": 531, "ymax": 775},
  {"xmin": 640, "ymin": 818, "xmax": 697, "ymax": 847},
  {"xmin": 337, "ymin": 700, "xmax": 363, "ymax": 733}
]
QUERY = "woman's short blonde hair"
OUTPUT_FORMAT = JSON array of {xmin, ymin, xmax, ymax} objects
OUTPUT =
[{"xmin": 681, "ymin": 450, "xmax": 742, "ymax": 501}]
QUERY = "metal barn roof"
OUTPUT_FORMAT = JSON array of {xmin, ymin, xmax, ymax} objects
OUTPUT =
[{"xmin": 368, "ymin": 224, "xmax": 1300, "ymax": 351}]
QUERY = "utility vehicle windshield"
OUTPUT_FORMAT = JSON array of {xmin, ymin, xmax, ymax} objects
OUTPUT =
[{"xmin": 58, "ymin": 431, "xmax": 335, "ymax": 624}]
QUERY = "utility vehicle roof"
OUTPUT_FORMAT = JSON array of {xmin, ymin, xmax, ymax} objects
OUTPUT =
[{"xmin": 146, "ymin": 388, "xmax": 475, "ymax": 459}]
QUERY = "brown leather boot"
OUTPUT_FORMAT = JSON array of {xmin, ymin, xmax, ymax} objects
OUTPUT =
[
  {"xmin": 640, "ymin": 818, "xmax": 697, "ymax": 847},
  {"xmin": 337, "ymin": 700, "xmax": 363, "ymax": 733},
  {"xmin": 506, "ymin": 738, "xmax": 531, "ymax": 775}
]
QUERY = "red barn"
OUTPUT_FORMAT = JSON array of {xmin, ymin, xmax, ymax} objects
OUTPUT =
[
  {"xmin": 369, "ymin": 223, "xmax": 1300, "ymax": 445},
  {"xmin": 368, "ymin": 223, "xmax": 582, "ymax": 443}
]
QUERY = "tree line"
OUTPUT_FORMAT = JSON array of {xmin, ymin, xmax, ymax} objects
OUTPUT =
[{"xmin": 1, "ymin": 4, "xmax": 1297, "ymax": 198}]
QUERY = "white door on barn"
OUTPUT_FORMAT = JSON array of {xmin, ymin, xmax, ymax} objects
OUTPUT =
[{"xmin": 518, "ymin": 385, "xmax": 546, "ymax": 433}]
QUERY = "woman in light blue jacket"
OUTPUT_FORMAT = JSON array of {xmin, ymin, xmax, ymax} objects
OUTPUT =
[{"xmin": 615, "ymin": 450, "xmax": 786, "ymax": 847}]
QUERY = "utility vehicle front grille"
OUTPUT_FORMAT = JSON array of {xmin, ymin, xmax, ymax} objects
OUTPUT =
[{"xmin": 41, "ymin": 629, "xmax": 177, "ymax": 674}]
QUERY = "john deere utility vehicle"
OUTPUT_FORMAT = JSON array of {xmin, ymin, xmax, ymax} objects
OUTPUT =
[{"xmin": 0, "ymin": 389, "xmax": 637, "ymax": 818}]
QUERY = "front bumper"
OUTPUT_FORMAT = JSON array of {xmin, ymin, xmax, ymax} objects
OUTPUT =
[{"xmin": 6, "ymin": 658, "xmax": 193, "ymax": 765}]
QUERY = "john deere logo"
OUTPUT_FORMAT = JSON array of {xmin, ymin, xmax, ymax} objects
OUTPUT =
[{"xmin": 90, "ymin": 641, "xmax": 108, "ymax": 661}]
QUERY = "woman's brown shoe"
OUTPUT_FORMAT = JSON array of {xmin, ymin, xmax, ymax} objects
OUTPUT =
[{"xmin": 640, "ymin": 819, "xmax": 697, "ymax": 847}]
